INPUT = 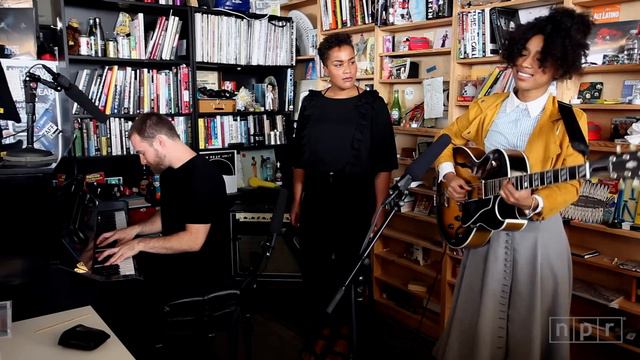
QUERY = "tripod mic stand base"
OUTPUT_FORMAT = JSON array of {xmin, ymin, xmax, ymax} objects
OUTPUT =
[{"xmin": 3, "ymin": 147, "xmax": 56, "ymax": 168}]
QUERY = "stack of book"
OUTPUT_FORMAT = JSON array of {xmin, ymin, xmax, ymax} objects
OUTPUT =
[
  {"xmin": 194, "ymin": 13, "xmax": 294, "ymax": 66},
  {"xmin": 72, "ymin": 65, "xmax": 192, "ymax": 116},
  {"xmin": 197, "ymin": 114, "xmax": 285, "ymax": 149},
  {"xmin": 72, "ymin": 116, "xmax": 190, "ymax": 157},
  {"xmin": 125, "ymin": 12, "xmax": 185, "ymax": 60}
]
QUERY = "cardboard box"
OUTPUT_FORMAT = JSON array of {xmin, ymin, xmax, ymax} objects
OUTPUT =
[{"xmin": 198, "ymin": 99, "xmax": 236, "ymax": 113}]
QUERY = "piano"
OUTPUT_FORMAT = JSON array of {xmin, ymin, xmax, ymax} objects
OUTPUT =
[{"xmin": 62, "ymin": 195, "xmax": 140, "ymax": 280}]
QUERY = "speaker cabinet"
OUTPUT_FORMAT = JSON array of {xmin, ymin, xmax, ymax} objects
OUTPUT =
[{"xmin": 230, "ymin": 212, "xmax": 301, "ymax": 282}]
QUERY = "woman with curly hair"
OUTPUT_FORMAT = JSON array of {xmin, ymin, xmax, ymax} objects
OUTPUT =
[
  {"xmin": 291, "ymin": 33, "xmax": 397, "ymax": 359},
  {"xmin": 434, "ymin": 7, "xmax": 592, "ymax": 360}
]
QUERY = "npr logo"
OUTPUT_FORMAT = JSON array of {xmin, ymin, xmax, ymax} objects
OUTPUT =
[{"xmin": 549, "ymin": 317, "xmax": 623, "ymax": 343}]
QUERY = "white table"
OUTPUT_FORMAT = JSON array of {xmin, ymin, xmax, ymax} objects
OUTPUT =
[{"xmin": 0, "ymin": 306, "xmax": 134, "ymax": 360}]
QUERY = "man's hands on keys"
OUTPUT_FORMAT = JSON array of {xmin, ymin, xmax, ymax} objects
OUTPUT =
[
  {"xmin": 97, "ymin": 240, "xmax": 142, "ymax": 266},
  {"xmin": 96, "ymin": 226, "xmax": 140, "ymax": 265}
]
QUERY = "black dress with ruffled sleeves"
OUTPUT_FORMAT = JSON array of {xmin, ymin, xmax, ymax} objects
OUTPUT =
[{"xmin": 292, "ymin": 88, "xmax": 398, "ymax": 329}]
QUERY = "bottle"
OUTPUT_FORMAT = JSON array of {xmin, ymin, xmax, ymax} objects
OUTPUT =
[
  {"xmin": 66, "ymin": 18, "xmax": 81, "ymax": 55},
  {"xmin": 263, "ymin": 157, "xmax": 275, "ymax": 182},
  {"xmin": 139, "ymin": 165, "xmax": 151, "ymax": 195},
  {"xmin": 274, "ymin": 161, "xmax": 283, "ymax": 186},
  {"xmin": 87, "ymin": 17, "xmax": 96, "ymax": 56},
  {"xmin": 94, "ymin": 17, "xmax": 105, "ymax": 57},
  {"xmin": 390, "ymin": 89, "xmax": 402, "ymax": 126}
]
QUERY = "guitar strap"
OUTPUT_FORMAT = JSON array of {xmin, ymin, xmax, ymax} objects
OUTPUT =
[{"xmin": 557, "ymin": 100, "xmax": 589, "ymax": 158}]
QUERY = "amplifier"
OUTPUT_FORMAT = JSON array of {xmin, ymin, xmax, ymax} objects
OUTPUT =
[{"xmin": 230, "ymin": 211, "xmax": 301, "ymax": 282}]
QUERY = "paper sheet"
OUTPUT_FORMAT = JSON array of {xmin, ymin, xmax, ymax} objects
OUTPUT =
[{"xmin": 423, "ymin": 77, "xmax": 444, "ymax": 119}]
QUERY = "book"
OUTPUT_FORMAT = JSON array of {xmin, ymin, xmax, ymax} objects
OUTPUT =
[
  {"xmin": 622, "ymin": 80, "xmax": 640, "ymax": 103},
  {"xmin": 573, "ymin": 278, "xmax": 624, "ymax": 306},
  {"xmin": 570, "ymin": 245, "xmax": 600, "ymax": 259},
  {"xmin": 407, "ymin": 280, "xmax": 427, "ymax": 294},
  {"xmin": 490, "ymin": 7, "xmax": 520, "ymax": 52}
]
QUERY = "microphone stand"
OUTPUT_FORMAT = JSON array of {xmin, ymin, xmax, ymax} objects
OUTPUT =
[
  {"xmin": 325, "ymin": 183, "xmax": 408, "ymax": 360},
  {"xmin": 3, "ymin": 72, "xmax": 60, "ymax": 167}
]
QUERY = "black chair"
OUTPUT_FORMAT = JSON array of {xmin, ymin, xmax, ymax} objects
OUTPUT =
[{"xmin": 161, "ymin": 289, "xmax": 247, "ymax": 359}]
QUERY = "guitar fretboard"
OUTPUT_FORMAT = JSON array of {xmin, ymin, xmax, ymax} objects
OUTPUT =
[{"xmin": 483, "ymin": 164, "xmax": 590, "ymax": 197}]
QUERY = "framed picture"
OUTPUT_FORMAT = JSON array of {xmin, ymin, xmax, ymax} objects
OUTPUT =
[
  {"xmin": 0, "ymin": 1, "xmax": 37, "ymax": 59},
  {"xmin": 434, "ymin": 27, "xmax": 452, "ymax": 49},
  {"xmin": 200, "ymin": 150, "xmax": 237, "ymax": 194},
  {"xmin": 383, "ymin": 35, "xmax": 394, "ymax": 52},
  {"xmin": 264, "ymin": 76, "xmax": 279, "ymax": 111}
]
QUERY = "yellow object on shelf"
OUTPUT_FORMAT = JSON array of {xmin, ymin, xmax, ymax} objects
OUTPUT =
[{"xmin": 248, "ymin": 176, "xmax": 278, "ymax": 188}]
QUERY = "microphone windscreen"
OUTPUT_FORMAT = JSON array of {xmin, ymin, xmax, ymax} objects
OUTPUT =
[
  {"xmin": 407, "ymin": 134, "xmax": 451, "ymax": 180},
  {"xmin": 65, "ymin": 83, "xmax": 109, "ymax": 124}
]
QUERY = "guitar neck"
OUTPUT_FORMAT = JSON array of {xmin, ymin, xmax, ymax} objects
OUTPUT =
[{"xmin": 484, "ymin": 163, "xmax": 591, "ymax": 197}]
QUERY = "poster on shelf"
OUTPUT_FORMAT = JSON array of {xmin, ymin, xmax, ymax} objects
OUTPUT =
[{"xmin": 0, "ymin": 59, "xmax": 62, "ymax": 160}]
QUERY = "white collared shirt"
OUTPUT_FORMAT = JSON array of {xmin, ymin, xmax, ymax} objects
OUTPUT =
[{"xmin": 504, "ymin": 89, "xmax": 550, "ymax": 119}]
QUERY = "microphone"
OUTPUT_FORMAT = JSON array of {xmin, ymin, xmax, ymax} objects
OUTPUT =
[
  {"xmin": 390, "ymin": 134, "xmax": 451, "ymax": 197},
  {"xmin": 39, "ymin": 64, "xmax": 109, "ymax": 124},
  {"xmin": 266, "ymin": 188, "xmax": 288, "ymax": 257}
]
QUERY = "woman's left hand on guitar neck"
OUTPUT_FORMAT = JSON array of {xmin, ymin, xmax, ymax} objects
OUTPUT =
[{"xmin": 499, "ymin": 180, "xmax": 538, "ymax": 212}]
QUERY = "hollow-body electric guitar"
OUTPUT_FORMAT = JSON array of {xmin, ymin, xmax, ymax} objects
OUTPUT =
[{"xmin": 437, "ymin": 146, "xmax": 640, "ymax": 249}]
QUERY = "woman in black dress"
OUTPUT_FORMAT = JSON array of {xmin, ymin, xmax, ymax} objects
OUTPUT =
[{"xmin": 291, "ymin": 33, "xmax": 398, "ymax": 359}]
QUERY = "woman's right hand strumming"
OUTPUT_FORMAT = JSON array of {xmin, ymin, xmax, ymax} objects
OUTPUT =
[{"xmin": 443, "ymin": 172, "xmax": 471, "ymax": 202}]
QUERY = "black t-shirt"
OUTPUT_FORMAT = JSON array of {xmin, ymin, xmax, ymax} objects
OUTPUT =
[
  {"xmin": 292, "ymin": 89, "xmax": 398, "ymax": 176},
  {"xmin": 144, "ymin": 154, "xmax": 228, "ymax": 301}
]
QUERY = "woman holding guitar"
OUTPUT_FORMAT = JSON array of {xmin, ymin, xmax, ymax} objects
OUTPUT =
[{"xmin": 434, "ymin": 8, "xmax": 592, "ymax": 360}]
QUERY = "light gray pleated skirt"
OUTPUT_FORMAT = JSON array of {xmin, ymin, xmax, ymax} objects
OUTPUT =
[{"xmin": 435, "ymin": 215, "xmax": 572, "ymax": 360}]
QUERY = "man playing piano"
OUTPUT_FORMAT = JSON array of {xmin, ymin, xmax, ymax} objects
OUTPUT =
[{"xmin": 96, "ymin": 112, "xmax": 229, "ymax": 303}]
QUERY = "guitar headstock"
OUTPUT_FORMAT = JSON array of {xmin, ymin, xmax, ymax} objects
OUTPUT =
[{"xmin": 607, "ymin": 151, "xmax": 640, "ymax": 181}]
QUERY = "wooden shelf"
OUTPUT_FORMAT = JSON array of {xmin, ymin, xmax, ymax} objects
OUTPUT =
[
  {"xmin": 375, "ymin": 251, "xmax": 439, "ymax": 277},
  {"xmin": 572, "ymin": 255, "xmax": 640, "ymax": 278},
  {"xmin": 588, "ymin": 141, "xmax": 634, "ymax": 153},
  {"xmin": 379, "ymin": 78, "xmax": 424, "ymax": 84},
  {"xmin": 455, "ymin": 101, "xmax": 472, "ymax": 106},
  {"xmin": 581, "ymin": 64, "xmax": 640, "ymax": 74},
  {"xmin": 616, "ymin": 298, "xmax": 640, "ymax": 316},
  {"xmin": 382, "ymin": 228, "xmax": 443, "ymax": 252},
  {"xmin": 379, "ymin": 17, "xmax": 453, "ymax": 32},
  {"xmin": 68, "ymin": 55, "xmax": 189, "ymax": 67},
  {"xmin": 375, "ymin": 297, "xmax": 441, "ymax": 337},
  {"xmin": 574, "ymin": 104, "xmax": 640, "ymax": 111},
  {"xmin": 457, "ymin": 56, "xmax": 503, "ymax": 65},
  {"xmin": 573, "ymin": 0, "xmax": 636, "ymax": 7},
  {"xmin": 398, "ymin": 211, "xmax": 438, "ymax": 224},
  {"xmin": 295, "ymin": 55, "xmax": 315, "ymax": 62},
  {"xmin": 447, "ymin": 278, "xmax": 456, "ymax": 286},
  {"xmin": 375, "ymin": 274, "xmax": 429, "ymax": 298},
  {"xmin": 459, "ymin": 0, "xmax": 561, "ymax": 11},
  {"xmin": 73, "ymin": 113, "xmax": 190, "ymax": 119},
  {"xmin": 321, "ymin": 23, "xmax": 375, "ymax": 35},
  {"xmin": 568, "ymin": 221, "xmax": 640, "ymax": 240},
  {"xmin": 408, "ymin": 186, "xmax": 436, "ymax": 196},
  {"xmin": 393, "ymin": 126, "xmax": 442, "ymax": 136},
  {"xmin": 196, "ymin": 62, "xmax": 294, "ymax": 70},
  {"xmin": 573, "ymin": 321, "xmax": 640, "ymax": 354},
  {"xmin": 64, "ymin": 0, "xmax": 190, "ymax": 11},
  {"xmin": 280, "ymin": 0, "xmax": 316, "ymax": 10},
  {"xmin": 398, "ymin": 157, "xmax": 412, "ymax": 166},
  {"xmin": 380, "ymin": 48, "xmax": 451, "ymax": 57}
]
